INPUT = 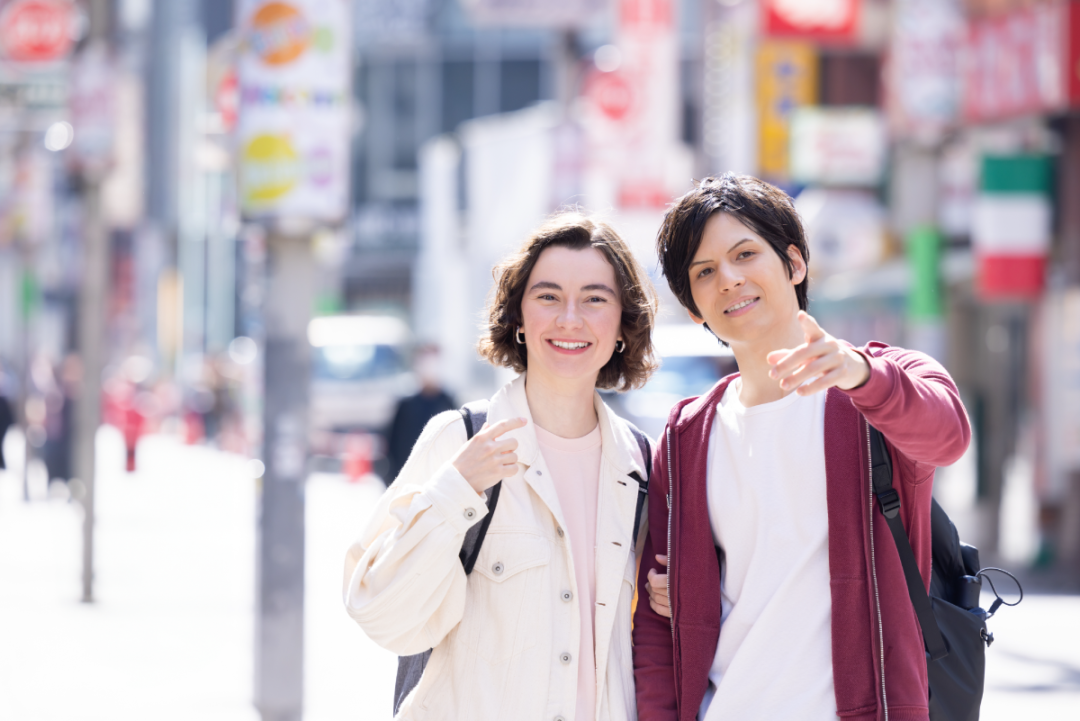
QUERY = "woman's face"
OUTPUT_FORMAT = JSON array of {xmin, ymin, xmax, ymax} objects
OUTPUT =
[{"xmin": 519, "ymin": 245, "xmax": 624, "ymax": 387}]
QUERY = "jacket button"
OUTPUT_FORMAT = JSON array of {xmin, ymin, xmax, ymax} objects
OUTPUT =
[
  {"xmin": 561, "ymin": 590, "xmax": 572, "ymax": 602},
  {"xmin": 492, "ymin": 562, "xmax": 504, "ymax": 575},
  {"xmin": 463, "ymin": 508, "xmax": 476, "ymax": 520},
  {"xmin": 536, "ymin": 469, "xmax": 542, "ymax": 476},
  {"xmin": 556, "ymin": 527, "xmax": 565, "ymax": 538},
  {"xmin": 559, "ymin": 652, "xmax": 572, "ymax": 665}
]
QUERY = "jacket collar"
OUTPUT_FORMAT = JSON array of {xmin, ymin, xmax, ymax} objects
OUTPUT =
[{"xmin": 493, "ymin": 373, "xmax": 648, "ymax": 477}]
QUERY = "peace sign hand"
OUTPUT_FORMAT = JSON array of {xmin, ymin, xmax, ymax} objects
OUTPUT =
[
  {"xmin": 451, "ymin": 417, "xmax": 527, "ymax": 494},
  {"xmin": 766, "ymin": 311, "xmax": 870, "ymax": 396}
]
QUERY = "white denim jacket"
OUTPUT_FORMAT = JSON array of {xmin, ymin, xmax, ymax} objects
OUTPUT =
[{"xmin": 343, "ymin": 374, "xmax": 648, "ymax": 720}]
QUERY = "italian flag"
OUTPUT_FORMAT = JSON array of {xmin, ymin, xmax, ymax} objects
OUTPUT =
[{"xmin": 972, "ymin": 155, "xmax": 1052, "ymax": 300}]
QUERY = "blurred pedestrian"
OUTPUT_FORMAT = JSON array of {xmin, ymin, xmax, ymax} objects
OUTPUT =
[
  {"xmin": 344, "ymin": 212, "xmax": 658, "ymax": 720},
  {"xmin": 383, "ymin": 344, "xmax": 455, "ymax": 486},
  {"xmin": 0, "ymin": 361, "xmax": 14, "ymax": 470}
]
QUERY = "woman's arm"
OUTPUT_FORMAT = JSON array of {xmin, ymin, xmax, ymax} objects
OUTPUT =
[
  {"xmin": 633, "ymin": 438, "xmax": 679, "ymax": 721},
  {"xmin": 342, "ymin": 411, "xmax": 488, "ymax": 655}
]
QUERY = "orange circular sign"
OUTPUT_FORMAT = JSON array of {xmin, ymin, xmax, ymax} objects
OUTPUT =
[{"xmin": 250, "ymin": 2, "xmax": 309, "ymax": 66}]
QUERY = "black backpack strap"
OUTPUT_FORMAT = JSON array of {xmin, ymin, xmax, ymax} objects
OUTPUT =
[
  {"xmin": 625, "ymin": 421, "xmax": 652, "ymax": 547},
  {"xmin": 458, "ymin": 400, "xmax": 501, "ymax": 575},
  {"xmin": 869, "ymin": 424, "xmax": 949, "ymax": 661}
]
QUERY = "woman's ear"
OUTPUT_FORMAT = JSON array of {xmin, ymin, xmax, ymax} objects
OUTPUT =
[{"xmin": 786, "ymin": 244, "xmax": 807, "ymax": 285}]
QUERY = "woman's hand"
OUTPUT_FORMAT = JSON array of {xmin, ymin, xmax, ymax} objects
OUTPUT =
[
  {"xmin": 451, "ymin": 417, "xmax": 527, "ymax": 495},
  {"xmin": 767, "ymin": 311, "xmax": 870, "ymax": 395},
  {"xmin": 645, "ymin": 554, "xmax": 671, "ymax": 618}
]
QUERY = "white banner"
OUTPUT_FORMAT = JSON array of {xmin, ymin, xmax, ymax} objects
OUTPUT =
[{"xmin": 237, "ymin": 0, "xmax": 351, "ymax": 223}]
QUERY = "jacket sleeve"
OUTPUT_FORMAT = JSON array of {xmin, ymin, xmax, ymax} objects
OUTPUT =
[
  {"xmin": 632, "ymin": 430, "xmax": 678, "ymax": 721},
  {"xmin": 843, "ymin": 342, "xmax": 971, "ymax": 470},
  {"xmin": 342, "ymin": 410, "xmax": 489, "ymax": 655}
]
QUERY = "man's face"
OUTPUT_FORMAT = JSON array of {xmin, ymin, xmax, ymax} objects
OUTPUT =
[{"xmin": 686, "ymin": 212, "xmax": 805, "ymax": 346}]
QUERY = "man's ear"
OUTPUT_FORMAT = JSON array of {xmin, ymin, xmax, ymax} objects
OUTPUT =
[
  {"xmin": 688, "ymin": 308, "xmax": 706, "ymax": 326},
  {"xmin": 786, "ymin": 245, "xmax": 807, "ymax": 285}
]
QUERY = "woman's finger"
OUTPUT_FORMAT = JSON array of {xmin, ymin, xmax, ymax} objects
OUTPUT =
[{"xmin": 478, "ymin": 417, "xmax": 527, "ymax": 442}]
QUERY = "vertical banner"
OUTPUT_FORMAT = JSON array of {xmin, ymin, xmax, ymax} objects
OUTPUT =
[
  {"xmin": 756, "ymin": 41, "xmax": 816, "ymax": 184},
  {"xmin": 583, "ymin": 0, "xmax": 682, "ymax": 209},
  {"xmin": 237, "ymin": 0, "xmax": 351, "ymax": 222},
  {"xmin": 972, "ymin": 155, "xmax": 1052, "ymax": 299}
]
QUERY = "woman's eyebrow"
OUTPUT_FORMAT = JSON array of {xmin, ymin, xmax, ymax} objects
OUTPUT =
[
  {"xmin": 528, "ymin": 281, "xmax": 561, "ymax": 292},
  {"xmin": 581, "ymin": 283, "xmax": 616, "ymax": 294}
]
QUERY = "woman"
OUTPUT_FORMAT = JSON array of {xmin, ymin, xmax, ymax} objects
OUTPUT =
[{"xmin": 344, "ymin": 212, "xmax": 658, "ymax": 720}]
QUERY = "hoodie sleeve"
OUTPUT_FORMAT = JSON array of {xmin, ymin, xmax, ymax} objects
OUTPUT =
[
  {"xmin": 342, "ymin": 410, "xmax": 489, "ymax": 656},
  {"xmin": 633, "ymin": 429, "xmax": 679, "ymax": 721},
  {"xmin": 843, "ymin": 342, "xmax": 971, "ymax": 471}
]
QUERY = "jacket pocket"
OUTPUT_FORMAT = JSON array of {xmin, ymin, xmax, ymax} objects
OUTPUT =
[{"xmin": 469, "ymin": 532, "xmax": 551, "ymax": 665}]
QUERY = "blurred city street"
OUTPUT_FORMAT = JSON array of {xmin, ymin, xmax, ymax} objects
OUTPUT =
[{"xmin": 1, "ymin": 429, "xmax": 1077, "ymax": 720}]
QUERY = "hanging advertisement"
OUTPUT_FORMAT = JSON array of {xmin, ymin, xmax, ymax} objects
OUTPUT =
[
  {"xmin": 789, "ymin": 107, "xmax": 886, "ymax": 186},
  {"xmin": 237, "ymin": 0, "xmax": 351, "ymax": 223},
  {"xmin": 582, "ymin": 0, "xmax": 687, "ymax": 210},
  {"xmin": 972, "ymin": 154, "xmax": 1051, "ymax": 299},
  {"xmin": 756, "ymin": 41, "xmax": 817, "ymax": 183},
  {"xmin": 762, "ymin": 0, "xmax": 859, "ymax": 44},
  {"xmin": 885, "ymin": 0, "xmax": 964, "ymax": 140},
  {"xmin": 961, "ymin": 0, "xmax": 1080, "ymax": 123}
]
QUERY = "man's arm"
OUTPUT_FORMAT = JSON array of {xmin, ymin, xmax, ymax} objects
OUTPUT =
[{"xmin": 633, "ymin": 438, "xmax": 679, "ymax": 721}]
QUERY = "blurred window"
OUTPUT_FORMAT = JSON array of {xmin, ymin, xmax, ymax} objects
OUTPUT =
[
  {"xmin": 442, "ymin": 59, "xmax": 476, "ymax": 133},
  {"xmin": 312, "ymin": 344, "xmax": 408, "ymax": 382},
  {"xmin": 500, "ymin": 59, "xmax": 541, "ymax": 113}
]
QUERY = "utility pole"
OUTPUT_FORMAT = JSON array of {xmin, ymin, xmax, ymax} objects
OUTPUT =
[
  {"xmin": 74, "ymin": 0, "xmax": 112, "ymax": 603},
  {"xmin": 255, "ymin": 229, "xmax": 316, "ymax": 721}
]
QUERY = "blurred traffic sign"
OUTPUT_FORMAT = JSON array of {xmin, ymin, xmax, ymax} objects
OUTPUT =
[{"xmin": 0, "ymin": 0, "xmax": 76, "ymax": 62}]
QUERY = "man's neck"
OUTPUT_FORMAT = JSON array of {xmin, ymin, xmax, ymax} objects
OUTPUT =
[
  {"xmin": 729, "ymin": 317, "xmax": 806, "ymax": 407},
  {"xmin": 524, "ymin": 371, "xmax": 598, "ymax": 439}
]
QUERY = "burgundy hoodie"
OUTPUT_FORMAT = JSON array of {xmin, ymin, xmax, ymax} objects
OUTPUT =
[{"xmin": 632, "ymin": 342, "xmax": 971, "ymax": 721}]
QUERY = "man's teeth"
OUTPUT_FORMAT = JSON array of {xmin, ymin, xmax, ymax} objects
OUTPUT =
[
  {"xmin": 726, "ymin": 298, "xmax": 756, "ymax": 313},
  {"xmin": 551, "ymin": 340, "xmax": 590, "ymax": 350}
]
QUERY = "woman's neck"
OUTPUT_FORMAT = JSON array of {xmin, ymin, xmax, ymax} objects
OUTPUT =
[
  {"xmin": 524, "ymin": 371, "xmax": 598, "ymax": 439},
  {"xmin": 729, "ymin": 317, "xmax": 806, "ymax": 407}
]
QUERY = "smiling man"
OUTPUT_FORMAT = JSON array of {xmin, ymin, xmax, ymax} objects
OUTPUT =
[{"xmin": 632, "ymin": 174, "xmax": 972, "ymax": 721}]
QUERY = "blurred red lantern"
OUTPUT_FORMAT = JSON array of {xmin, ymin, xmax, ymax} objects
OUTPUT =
[{"xmin": 0, "ymin": 0, "xmax": 75, "ymax": 63}]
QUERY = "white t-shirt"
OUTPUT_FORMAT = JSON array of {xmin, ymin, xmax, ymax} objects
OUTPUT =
[{"xmin": 701, "ymin": 380, "xmax": 839, "ymax": 721}]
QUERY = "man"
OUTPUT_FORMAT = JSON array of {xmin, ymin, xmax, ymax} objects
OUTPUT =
[
  {"xmin": 633, "ymin": 174, "xmax": 970, "ymax": 721},
  {"xmin": 384, "ymin": 344, "xmax": 456, "ymax": 486}
]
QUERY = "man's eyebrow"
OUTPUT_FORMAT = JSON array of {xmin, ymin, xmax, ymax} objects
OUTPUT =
[{"xmin": 689, "ymin": 238, "xmax": 756, "ymax": 267}]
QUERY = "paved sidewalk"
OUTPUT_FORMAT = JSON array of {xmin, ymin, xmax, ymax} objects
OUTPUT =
[{"xmin": 0, "ymin": 429, "xmax": 1076, "ymax": 720}]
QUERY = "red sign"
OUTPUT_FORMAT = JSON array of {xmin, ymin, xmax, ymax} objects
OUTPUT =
[
  {"xmin": 961, "ymin": 0, "xmax": 1080, "ymax": 122},
  {"xmin": 763, "ymin": 0, "xmax": 859, "ymax": 44},
  {"xmin": 0, "ymin": 0, "xmax": 74, "ymax": 62},
  {"xmin": 216, "ymin": 68, "xmax": 239, "ymax": 132},
  {"xmin": 584, "ymin": 70, "xmax": 634, "ymax": 122}
]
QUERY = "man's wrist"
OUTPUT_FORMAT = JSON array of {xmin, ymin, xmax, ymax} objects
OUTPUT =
[{"xmin": 839, "ymin": 349, "xmax": 871, "ymax": 391}]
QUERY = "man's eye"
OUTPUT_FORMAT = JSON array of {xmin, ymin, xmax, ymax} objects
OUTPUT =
[
  {"xmin": 697, "ymin": 267, "xmax": 713, "ymax": 278},
  {"xmin": 738, "ymin": 251, "xmax": 755, "ymax": 260}
]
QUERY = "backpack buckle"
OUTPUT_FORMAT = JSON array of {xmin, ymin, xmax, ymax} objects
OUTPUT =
[{"xmin": 876, "ymin": 489, "xmax": 901, "ymax": 519}]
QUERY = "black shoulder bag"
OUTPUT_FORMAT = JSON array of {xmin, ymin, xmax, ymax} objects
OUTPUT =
[{"xmin": 869, "ymin": 424, "xmax": 1022, "ymax": 721}]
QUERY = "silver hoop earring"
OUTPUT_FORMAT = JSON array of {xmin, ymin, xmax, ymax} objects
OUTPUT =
[
  {"xmin": 515, "ymin": 328, "xmax": 526, "ymax": 345},
  {"xmin": 615, "ymin": 340, "xmax": 626, "ymax": 353}
]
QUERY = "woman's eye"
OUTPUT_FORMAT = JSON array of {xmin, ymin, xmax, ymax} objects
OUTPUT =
[
  {"xmin": 697, "ymin": 267, "xmax": 713, "ymax": 279},
  {"xmin": 538, "ymin": 293, "xmax": 557, "ymax": 301},
  {"xmin": 587, "ymin": 296, "xmax": 607, "ymax": 303}
]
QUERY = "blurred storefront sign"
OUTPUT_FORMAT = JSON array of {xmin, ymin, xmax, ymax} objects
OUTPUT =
[
  {"xmin": 972, "ymin": 154, "xmax": 1051, "ymax": 299},
  {"xmin": 762, "ymin": 0, "xmax": 860, "ymax": 44},
  {"xmin": 885, "ymin": 0, "xmax": 964, "ymax": 140},
  {"xmin": 961, "ymin": 0, "xmax": 1080, "ymax": 123},
  {"xmin": 354, "ymin": 0, "xmax": 433, "ymax": 43},
  {"xmin": 68, "ymin": 41, "xmax": 114, "ymax": 180},
  {"xmin": 756, "ymin": 41, "xmax": 817, "ymax": 183},
  {"xmin": 789, "ymin": 107, "xmax": 886, "ymax": 186},
  {"xmin": 461, "ymin": 0, "xmax": 606, "ymax": 27},
  {"xmin": 237, "ymin": 0, "xmax": 351, "ymax": 223},
  {"xmin": 0, "ymin": 0, "xmax": 76, "ymax": 63}
]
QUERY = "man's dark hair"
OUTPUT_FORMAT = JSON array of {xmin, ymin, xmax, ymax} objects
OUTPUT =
[{"xmin": 656, "ymin": 173, "xmax": 810, "ymax": 320}]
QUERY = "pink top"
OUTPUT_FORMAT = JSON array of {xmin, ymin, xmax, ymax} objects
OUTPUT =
[{"xmin": 536, "ymin": 423, "xmax": 603, "ymax": 721}]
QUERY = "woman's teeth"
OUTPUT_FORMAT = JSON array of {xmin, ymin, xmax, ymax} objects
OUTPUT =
[{"xmin": 550, "ymin": 340, "xmax": 590, "ymax": 350}]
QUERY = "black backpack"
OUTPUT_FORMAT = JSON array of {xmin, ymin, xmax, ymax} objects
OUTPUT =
[
  {"xmin": 392, "ymin": 402, "xmax": 652, "ymax": 715},
  {"xmin": 869, "ymin": 425, "xmax": 1022, "ymax": 721}
]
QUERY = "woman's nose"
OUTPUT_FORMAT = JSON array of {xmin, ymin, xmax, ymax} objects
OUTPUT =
[{"xmin": 558, "ymin": 302, "xmax": 584, "ymax": 328}]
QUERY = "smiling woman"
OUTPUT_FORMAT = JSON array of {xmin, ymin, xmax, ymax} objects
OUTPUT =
[{"xmin": 479, "ymin": 212, "xmax": 658, "ymax": 391}]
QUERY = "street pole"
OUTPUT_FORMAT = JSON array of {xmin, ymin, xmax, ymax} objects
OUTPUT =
[
  {"xmin": 255, "ymin": 229, "xmax": 315, "ymax": 721},
  {"xmin": 75, "ymin": 0, "xmax": 111, "ymax": 604}
]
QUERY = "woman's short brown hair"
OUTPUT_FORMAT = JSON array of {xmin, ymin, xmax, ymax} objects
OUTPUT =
[{"xmin": 478, "ymin": 212, "xmax": 658, "ymax": 391}]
